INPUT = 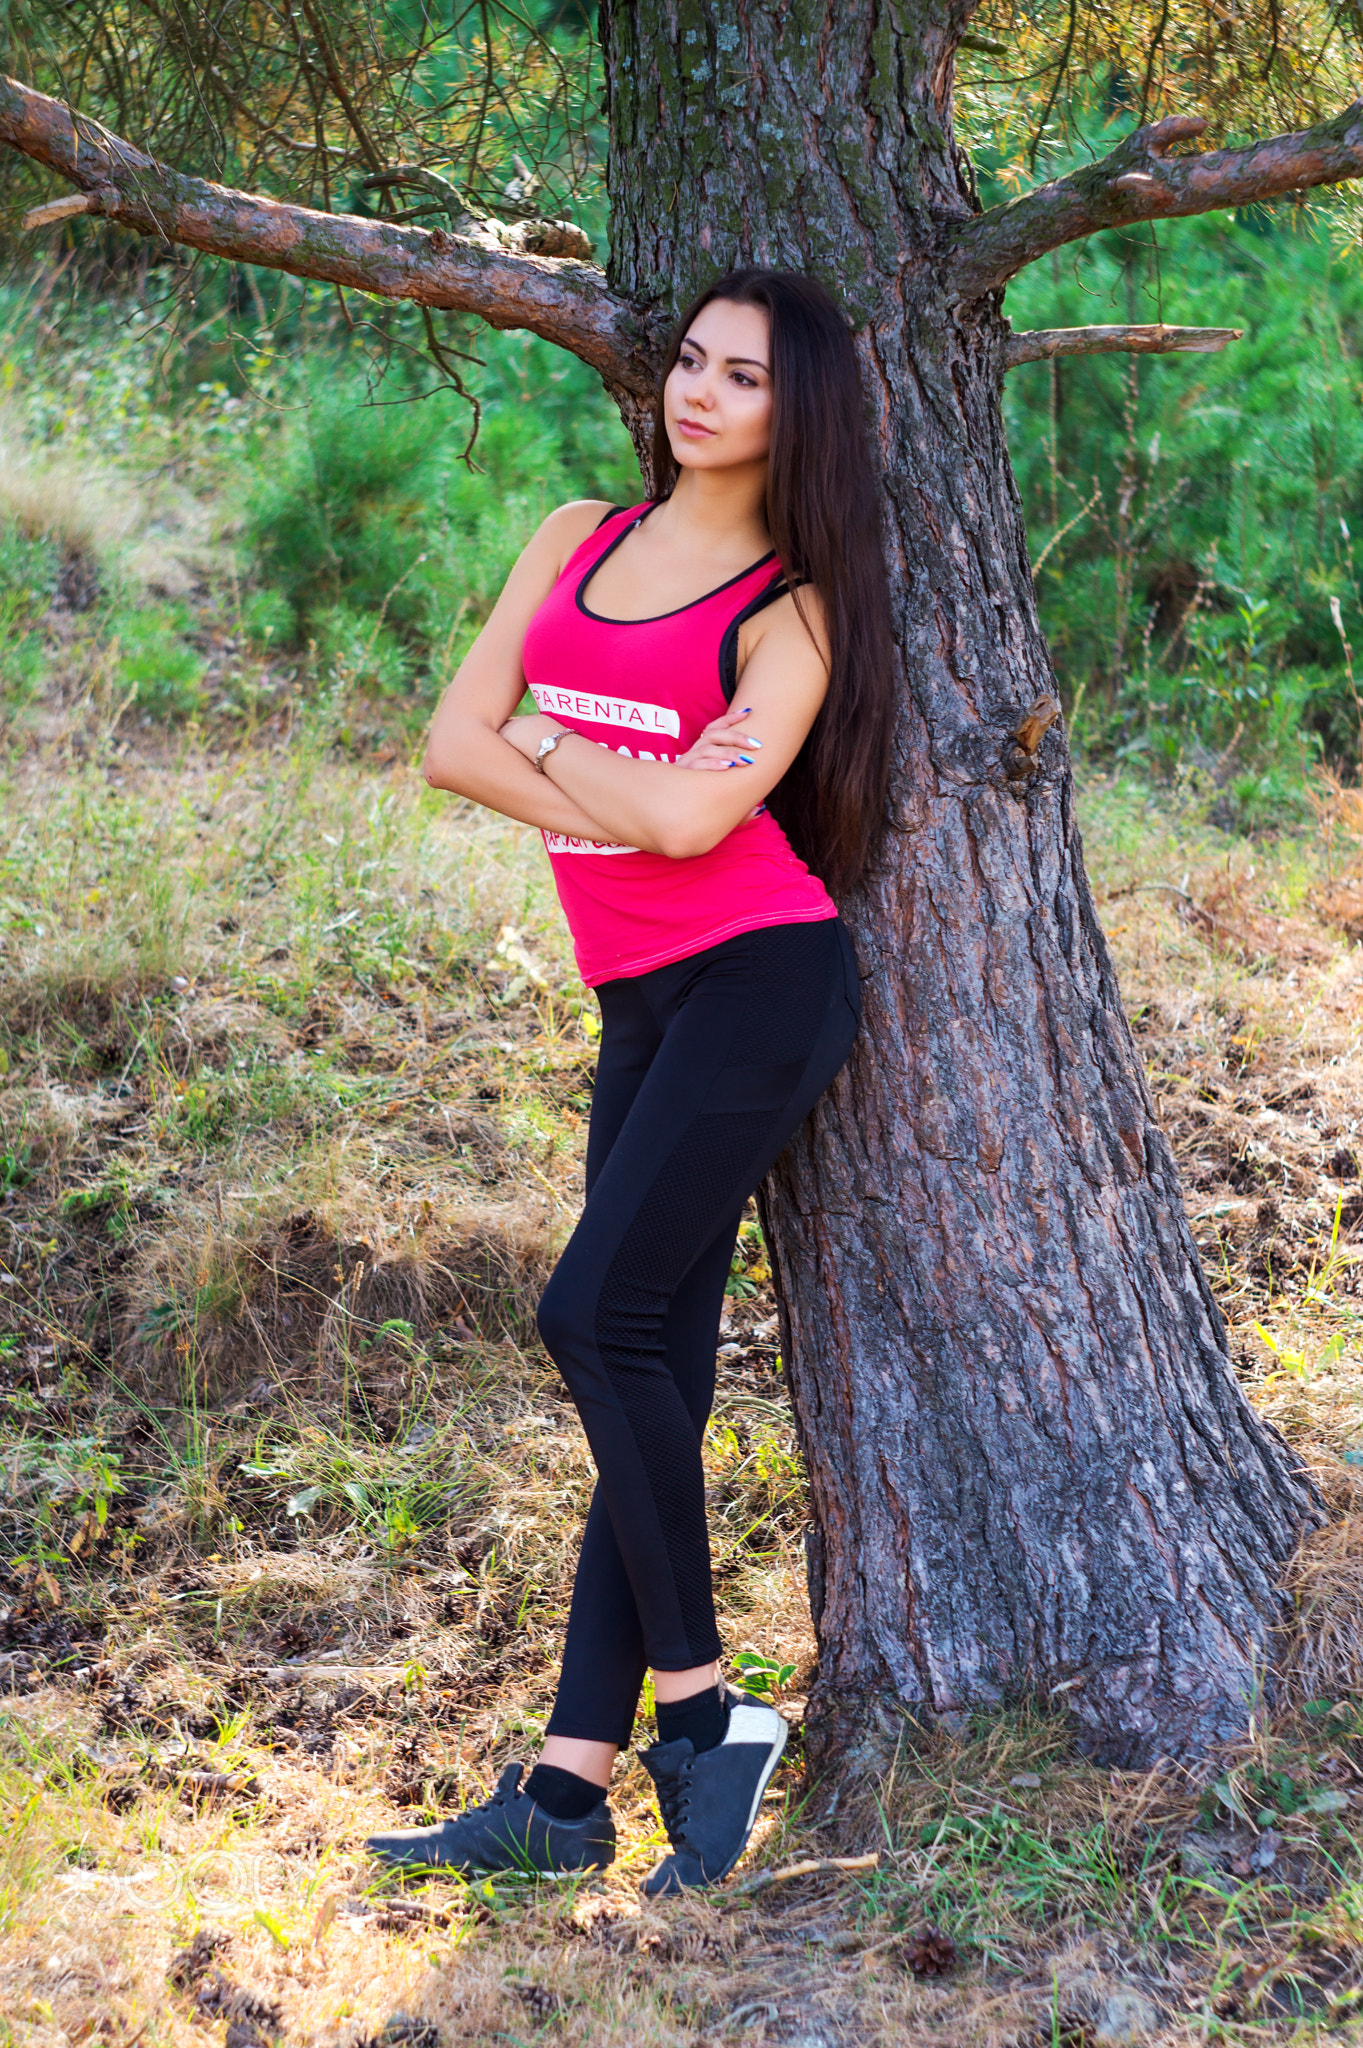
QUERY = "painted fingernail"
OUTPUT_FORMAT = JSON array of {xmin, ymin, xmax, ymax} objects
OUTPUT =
[
  {"xmin": 738, "ymin": 754, "xmax": 754, "ymax": 764},
  {"xmin": 741, "ymin": 707, "xmax": 753, "ymax": 715}
]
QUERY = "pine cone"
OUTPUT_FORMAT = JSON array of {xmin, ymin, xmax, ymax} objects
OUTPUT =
[
  {"xmin": 377, "ymin": 2017, "xmax": 441, "ymax": 2048},
  {"xmin": 901, "ymin": 1923, "xmax": 958, "ymax": 1977},
  {"xmin": 167, "ymin": 1927, "xmax": 230, "ymax": 1992},
  {"xmin": 513, "ymin": 1986, "xmax": 561, "ymax": 2019}
]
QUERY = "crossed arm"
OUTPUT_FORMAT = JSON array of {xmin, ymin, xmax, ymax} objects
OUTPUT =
[{"xmin": 422, "ymin": 501, "xmax": 830, "ymax": 859}]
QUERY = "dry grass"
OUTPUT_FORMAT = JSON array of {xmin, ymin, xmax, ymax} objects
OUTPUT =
[
  {"xmin": 0, "ymin": 406, "xmax": 146, "ymax": 567},
  {"xmin": 5, "ymin": 739, "xmax": 1363, "ymax": 2044}
]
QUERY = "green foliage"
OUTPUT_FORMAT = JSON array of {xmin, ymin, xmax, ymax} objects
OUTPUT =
[
  {"xmin": 0, "ymin": 517, "xmax": 57, "ymax": 709},
  {"xmin": 310, "ymin": 603, "xmax": 416, "ymax": 697},
  {"xmin": 1000, "ymin": 126, "xmax": 1363, "ymax": 799},
  {"xmin": 0, "ymin": 276, "xmax": 638, "ymax": 730},
  {"xmin": 236, "ymin": 1414, "xmax": 476, "ymax": 1556},
  {"xmin": 918, "ymin": 1805, "xmax": 1124, "ymax": 1922},
  {"xmin": 732, "ymin": 1649, "xmax": 796, "ymax": 1699},
  {"xmin": 1200, "ymin": 1762, "xmax": 1353, "ymax": 1826},
  {"xmin": 239, "ymin": 585, "xmax": 295, "ymax": 651},
  {"xmin": 726, "ymin": 1215, "xmax": 769, "ymax": 1299},
  {"xmin": 0, "ymin": 1147, "xmax": 31, "ymax": 1190},
  {"xmin": 108, "ymin": 602, "xmax": 207, "ymax": 718},
  {"xmin": 151, "ymin": 1051, "xmax": 361, "ymax": 1153},
  {"xmin": 0, "ymin": 519, "xmax": 58, "ymax": 610},
  {"xmin": 244, "ymin": 379, "xmax": 447, "ymax": 636},
  {"xmin": 4, "ymin": 2, "xmax": 603, "ymax": 257},
  {"xmin": 60, "ymin": 1173, "xmax": 136, "ymax": 1237},
  {"xmin": 240, "ymin": 348, "xmax": 636, "ymax": 684}
]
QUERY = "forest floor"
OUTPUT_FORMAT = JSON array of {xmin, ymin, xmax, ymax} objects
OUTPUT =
[{"xmin": 6, "ymin": 687, "xmax": 1363, "ymax": 2046}]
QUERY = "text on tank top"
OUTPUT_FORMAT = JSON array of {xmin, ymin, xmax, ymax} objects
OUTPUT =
[{"xmin": 519, "ymin": 500, "xmax": 837, "ymax": 987}]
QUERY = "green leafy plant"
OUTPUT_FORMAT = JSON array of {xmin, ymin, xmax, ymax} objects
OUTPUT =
[
  {"xmin": 237, "ymin": 1419, "xmax": 473, "ymax": 1551},
  {"xmin": 0, "ymin": 517, "xmax": 57, "ymax": 711},
  {"xmin": 725, "ymin": 1216, "xmax": 770, "ymax": 1299},
  {"xmin": 239, "ymin": 585, "xmax": 295, "ymax": 650},
  {"xmin": 60, "ymin": 1173, "xmax": 136, "ymax": 1238},
  {"xmin": 1200, "ymin": 1762, "xmax": 1353, "ymax": 1827},
  {"xmin": 0, "ymin": 1145, "xmax": 31, "ymax": 1191},
  {"xmin": 732, "ymin": 1650, "xmax": 796, "ymax": 1700},
  {"xmin": 1000, "ymin": 148, "xmax": 1363, "ymax": 784}
]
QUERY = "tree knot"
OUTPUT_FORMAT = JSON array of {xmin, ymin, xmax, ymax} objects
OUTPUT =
[{"xmin": 1002, "ymin": 695, "xmax": 1061, "ymax": 780}]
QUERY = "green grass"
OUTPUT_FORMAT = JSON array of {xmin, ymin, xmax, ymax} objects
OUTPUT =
[
  {"xmin": 0, "ymin": 274, "xmax": 638, "ymax": 753},
  {"xmin": 4, "ymin": 245, "xmax": 1363, "ymax": 2045}
]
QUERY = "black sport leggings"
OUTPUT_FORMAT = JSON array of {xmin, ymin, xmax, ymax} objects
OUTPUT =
[{"xmin": 538, "ymin": 917, "xmax": 861, "ymax": 1747}]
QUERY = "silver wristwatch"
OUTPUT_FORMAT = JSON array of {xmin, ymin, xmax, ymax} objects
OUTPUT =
[{"xmin": 533, "ymin": 730, "xmax": 571, "ymax": 773}]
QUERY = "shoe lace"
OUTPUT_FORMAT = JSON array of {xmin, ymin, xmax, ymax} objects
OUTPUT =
[
  {"xmin": 653, "ymin": 1758, "xmax": 696, "ymax": 1848},
  {"xmin": 482, "ymin": 1769, "xmax": 520, "ymax": 1814}
]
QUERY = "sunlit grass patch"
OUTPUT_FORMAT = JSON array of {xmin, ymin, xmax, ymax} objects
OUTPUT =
[{"xmin": 5, "ymin": 733, "xmax": 1363, "ymax": 2038}]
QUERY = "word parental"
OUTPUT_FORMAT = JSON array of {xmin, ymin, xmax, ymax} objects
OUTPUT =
[{"xmin": 529, "ymin": 685, "xmax": 680, "ymax": 758}]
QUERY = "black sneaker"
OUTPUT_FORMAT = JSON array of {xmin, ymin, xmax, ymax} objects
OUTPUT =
[
  {"xmin": 639, "ymin": 1692, "xmax": 787, "ymax": 1897},
  {"xmin": 365, "ymin": 1763, "xmax": 615, "ymax": 1878}
]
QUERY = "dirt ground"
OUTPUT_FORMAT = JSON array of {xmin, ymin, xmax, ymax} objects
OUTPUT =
[{"xmin": 5, "ymin": 729, "xmax": 1363, "ymax": 2046}]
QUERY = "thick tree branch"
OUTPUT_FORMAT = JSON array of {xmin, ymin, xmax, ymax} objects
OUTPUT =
[
  {"xmin": 0, "ymin": 74, "xmax": 657, "ymax": 397},
  {"xmin": 949, "ymin": 105, "xmax": 1363, "ymax": 302},
  {"xmin": 1003, "ymin": 322, "xmax": 1243, "ymax": 368}
]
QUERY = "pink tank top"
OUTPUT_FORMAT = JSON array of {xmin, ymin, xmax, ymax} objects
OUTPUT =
[{"xmin": 521, "ymin": 502, "xmax": 837, "ymax": 986}]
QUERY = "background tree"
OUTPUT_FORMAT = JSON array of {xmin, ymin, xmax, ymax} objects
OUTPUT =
[{"xmin": 4, "ymin": 0, "xmax": 1360, "ymax": 1773}]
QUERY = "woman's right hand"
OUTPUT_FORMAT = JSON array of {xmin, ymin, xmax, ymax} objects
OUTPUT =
[{"xmin": 675, "ymin": 706, "xmax": 764, "ymax": 772}]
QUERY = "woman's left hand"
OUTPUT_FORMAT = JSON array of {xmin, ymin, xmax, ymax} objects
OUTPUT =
[
  {"xmin": 500, "ymin": 712, "xmax": 566, "ymax": 762},
  {"xmin": 675, "ymin": 705, "xmax": 764, "ymax": 772}
]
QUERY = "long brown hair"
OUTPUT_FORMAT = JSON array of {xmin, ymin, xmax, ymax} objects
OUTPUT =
[{"xmin": 651, "ymin": 267, "xmax": 895, "ymax": 896}]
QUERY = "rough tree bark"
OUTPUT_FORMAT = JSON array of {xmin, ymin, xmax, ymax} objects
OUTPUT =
[
  {"xmin": 597, "ymin": 1, "xmax": 1330, "ymax": 1773},
  {"xmin": 6, "ymin": 9, "xmax": 1359, "ymax": 1768}
]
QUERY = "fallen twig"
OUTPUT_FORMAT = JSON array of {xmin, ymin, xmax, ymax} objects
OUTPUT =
[
  {"xmin": 1102, "ymin": 881, "xmax": 1194, "ymax": 905},
  {"xmin": 729, "ymin": 1851, "xmax": 879, "ymax": 1898}
]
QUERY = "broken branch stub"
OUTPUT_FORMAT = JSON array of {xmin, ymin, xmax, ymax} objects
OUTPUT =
[
  {"xmin": 21, "ymin": 190, "xmax": 102, "ymax": 229},
  {"xmin": 1004, "ymin": 323, "xmax": 1243, "ymax": 369},
  {"xmin": 1002, "ymin": 695, "xmax": 1063, "ymax": 782},
  {"xmin": 1014, "ymin": 696, "xmax": 1062, "ymax": 755}
]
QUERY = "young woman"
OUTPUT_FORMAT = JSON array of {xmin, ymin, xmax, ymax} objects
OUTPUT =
[{"xmin": 368, "ymin": 267, "xmax": 895, "ymax": 1895}]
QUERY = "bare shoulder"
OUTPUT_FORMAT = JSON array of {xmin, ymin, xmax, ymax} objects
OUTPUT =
[
  {"xmin": 536, "ymin": 498, "xmax": 624, "ymax": 573},
  {"xmin": 479, "ymin": 499, "xmax": 624, "ymax": 638},
  {"xmin": 743, "ymin": 581, "xmax": 831, "ymax": 668}
]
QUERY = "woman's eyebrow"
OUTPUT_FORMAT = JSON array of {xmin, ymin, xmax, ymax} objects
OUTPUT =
[{"xmin": 680, "ymin": 336, "xmax": 769, "ymax": 371}]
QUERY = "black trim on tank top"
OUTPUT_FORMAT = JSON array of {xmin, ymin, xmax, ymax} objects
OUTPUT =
[
  {"xmin": 718, "ymin": 579, "xmax": 797, "ymax": 703},
  {"xmin": 594, "ymin": 504, "xmax": 627, "ymax": 529},
  {"xmin": 576, "ymin": 498, "xmax": 777, "ymax": 624}
]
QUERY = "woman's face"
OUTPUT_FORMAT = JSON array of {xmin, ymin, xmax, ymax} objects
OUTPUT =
[{"xmin": 662, "ymin": 298, "xmax": 773, "ymax": 475}]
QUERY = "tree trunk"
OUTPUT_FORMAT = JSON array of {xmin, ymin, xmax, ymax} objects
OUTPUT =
[
  {"xmin": 601, "ymin": 0, "xmax": 1323, "ymax": 1772},
  {"xmin": 1, "ymin": 0, "xmax": 1333, "ymax": 1769}
]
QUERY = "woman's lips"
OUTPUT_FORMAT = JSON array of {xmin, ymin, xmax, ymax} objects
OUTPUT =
[{"xmin": 676, "ymin": 418, "xmax": 715, "ymax": 438}]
